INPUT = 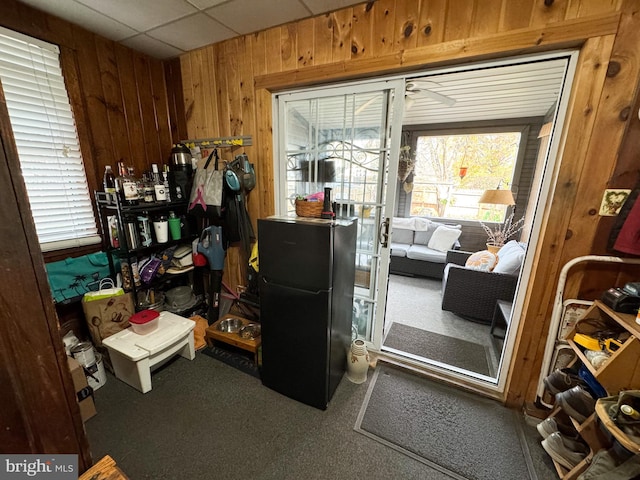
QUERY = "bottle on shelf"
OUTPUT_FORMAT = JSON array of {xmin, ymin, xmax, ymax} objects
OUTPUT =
[
  {"xmin": 151, "ymin": 164, "xmax": 167, "ymax": 202},
  {"xmin": 128, "ymin": 166, "xmax": 143, "ymax": 204},
  {"xmin": 142, "ymin": 173, "xmax": 155, "ymax": 203},
  {"xmin": 162, "ymin": 166, "xmax": 172, "ymax": 203},
  {"xmin": 116, "ymin": 162, "xmax": 139, "ymax": 206},
  {"xmin": 103, "ymin": 165, "xmax": 116, "ymax": 204}
]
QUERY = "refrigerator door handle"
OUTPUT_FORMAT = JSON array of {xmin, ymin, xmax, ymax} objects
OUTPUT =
[
  {"xmin": 378, "ymin": 217, "xmax": 390, "ymax": 248},
  {"xmin": 261, "ymin": 276, "xmax": 330, "ymax": 296}
]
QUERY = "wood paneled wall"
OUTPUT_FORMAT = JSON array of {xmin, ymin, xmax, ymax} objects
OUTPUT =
[
  {"xmin": 168, "ymin": 0, "xmax": 640, "ymax": 406},
  {"xmin": 1, "ymin": 0, "xmax": 173, "ymax": 262}
]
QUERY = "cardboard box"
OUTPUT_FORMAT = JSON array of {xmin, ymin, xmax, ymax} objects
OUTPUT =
[{"xmin": 67, "ymin": 356, "xmax": 97, "ymax": 422}]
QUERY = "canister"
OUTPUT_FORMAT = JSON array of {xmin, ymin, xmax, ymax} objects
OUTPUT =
[
  {"xmin": 137, "ymin": 214, "xmax": 152, "ymax": 247},
  {"xmin": 70, "ymin": 341, "xmax": 96, "ymax": 367},
  {"xmin": 124, "ymin": 216, "xmax": 140, "ymax": 249}
]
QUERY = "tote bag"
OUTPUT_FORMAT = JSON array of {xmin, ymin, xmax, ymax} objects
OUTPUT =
[{"xmin": 188, "ymin": 149, "xmax": 224, "ymax": 217}]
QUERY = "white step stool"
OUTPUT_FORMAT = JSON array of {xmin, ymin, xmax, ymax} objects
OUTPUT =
[{"xmin": 103, "ymin": 311, "xmax": 195, "ymax": 393}]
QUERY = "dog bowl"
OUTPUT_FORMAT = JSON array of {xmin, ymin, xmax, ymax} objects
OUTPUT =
[
  {"xmin": 216, "ymin": 317, "xmax": 245, "ymax": 333},
  {"xmin": 239, "ymin": 323, "xmax": 261, "ymax": 340}
]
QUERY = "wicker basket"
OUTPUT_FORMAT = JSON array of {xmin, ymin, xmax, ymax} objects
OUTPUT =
[{"xmin": 295, "ymin": 199, "xmax": 323, "ymax": 218}]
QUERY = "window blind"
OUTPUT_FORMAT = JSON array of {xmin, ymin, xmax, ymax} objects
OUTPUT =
[{"xmin": 0, "ymin": 27, "xmax": 99, "ymax": 252}]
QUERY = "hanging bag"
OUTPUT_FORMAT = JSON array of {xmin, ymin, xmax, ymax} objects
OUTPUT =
[
  {"xmin": 81, "ymin": 278, "xmax": 134, "ymax": 346},
  {"xmin": 188, "ymin": 148, "xmax": 224, "ymax": 217}
]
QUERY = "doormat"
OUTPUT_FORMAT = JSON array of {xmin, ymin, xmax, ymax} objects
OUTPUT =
[
  {"xmin": 383, "ymin": 322, "xmax": 492, "ymax": 376},
  {"xmin": 355, "ymin": 366, "xmax": 536, "ymax": 480},
  {"xmin": 200, "ymin": 344, "xmax": 260, "ymax": 379}
]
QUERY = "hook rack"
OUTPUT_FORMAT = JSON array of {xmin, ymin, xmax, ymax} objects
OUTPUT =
[{"xmin": 181, "ymin": 135, "xmax": 252, "ymax": 149}]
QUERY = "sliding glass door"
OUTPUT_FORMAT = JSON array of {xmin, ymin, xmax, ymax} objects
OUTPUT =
[{"xmin": 274, "ymin": 79, "xmax": 404, "ymax": 347}]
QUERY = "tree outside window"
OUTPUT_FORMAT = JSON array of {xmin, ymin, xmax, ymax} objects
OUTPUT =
[{"xmin": 409, "ymin": 131, "xmax": 521, "ymax": 222}]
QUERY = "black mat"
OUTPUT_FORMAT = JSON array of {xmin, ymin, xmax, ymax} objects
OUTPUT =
[
  {"xmin": 200, "ymin": 344, "xmax": 260, "ymax": 379},
  {"xmin": 383, "ymin": 323, "xmax": 492, "ymax": 376},
  {"xmin": 355, "ymin": 366, "xmax": 536, "ymax": 480}
]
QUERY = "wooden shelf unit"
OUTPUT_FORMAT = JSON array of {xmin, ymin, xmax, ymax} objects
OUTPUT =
[{"xmin": 545, "ymin": 300, "xmax": 640, "ymax": 479}]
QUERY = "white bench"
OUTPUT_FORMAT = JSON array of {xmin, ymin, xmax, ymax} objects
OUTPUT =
[{"xmin": 103, "ymin": 311, "xmax": 195, "ymax": 393}]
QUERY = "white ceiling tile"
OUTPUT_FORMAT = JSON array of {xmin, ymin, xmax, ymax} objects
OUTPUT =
[
  {"xmin": 120, "ymin": 34, "xmax": 185, "ymax": 60},
  {"xmin": 205, "ymin": 0, "xmax": 311, "ymax": 35},
  {"xmin": 76, "ymin": 0, "xmax": 197, "ymax": 32},
  {"xmin": 186, "ymin": 0, "xmax": 228, "ymax": 9},
  {"xmin": 17, "ymin": 0, "xmax": 137, "ymax": 41},
  {"xmin": 300, "ymin": 0, "xmax": 363, "ymax": 15},
  {"xmin": 147, "ymin": 13, "xmax": 236, "ymax": 51}
]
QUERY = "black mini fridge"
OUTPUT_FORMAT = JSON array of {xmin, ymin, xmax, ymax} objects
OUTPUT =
[{"xmin": 258, "ymin": 216, "xmax": 357, "ymax": 410}]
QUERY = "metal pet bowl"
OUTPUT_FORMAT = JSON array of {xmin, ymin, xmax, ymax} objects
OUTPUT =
[
  {"xmin": 239, "ymin": 323, "xmax": 261, "ymax": 340},
  {"xmin": 216, "ymin": 317, "xmax": 245, "ymax": 333}
]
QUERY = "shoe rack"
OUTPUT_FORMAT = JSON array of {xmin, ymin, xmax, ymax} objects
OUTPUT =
[{"xmin": 544, "ymin": 300, "xmax": 640, "ymax": 479}]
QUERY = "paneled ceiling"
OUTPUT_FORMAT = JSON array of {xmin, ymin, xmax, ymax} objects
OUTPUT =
[{"xmin": 16, "ymin": 0, "xmax": 364, "ymax": 60}]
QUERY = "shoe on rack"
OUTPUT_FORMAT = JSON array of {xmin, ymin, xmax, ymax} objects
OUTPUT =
[
  {"xmin": 541, "ymin": 431, "xmax": 589, "ymax": 470},
  {"xmin": 536, "ymin": 416, "xmax": 579, "ymax": 439},
  {"xmin": 556, "ymin": 386, "xmax": 596, "ymax": 423},
  {"xmin": 544, "ymin": 368, "xmax": 585, "ymax": 396}
]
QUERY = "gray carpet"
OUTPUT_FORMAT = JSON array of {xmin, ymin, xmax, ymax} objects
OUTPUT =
[
  {"xmin": 383, "ymin": 323, "xmax": 492, "ymax": 376},
  {"xmin": 355, "ymin": 365, "xmax": 538, "ymax": 480}
]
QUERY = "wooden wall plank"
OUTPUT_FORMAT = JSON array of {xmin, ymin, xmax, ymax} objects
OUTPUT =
[
  {"xmin": 72, "ymin": 28, "xmax": 113, "ymax": 171},
  {"xmin": 371, "ymin": 0, "xmax": 396, "ymax": 56},
  {"xmin": 264, "ymin": 28, "xmax": 283, "ymax": 74},
  {"xmin": 529, "ymin": 0, "xmax": 569, "ymax": 27},
  {"xmin": 499, "ymin": 0, "xmax": 533, "ymax": 31},
  {"xmin": 132, "ymin": 52, "xmax": 162, "ymax": 166},
  {"xmin": 114, "ymin": 45, "xmax": 146, "ymax": 166},
  {"xmin": 567, "ymin": 0, "xmax": 622, "ymax": 19},
  {"xmin": 443, "ymin": 0, "xmax": 475, "ymax": 41},
  {"xmin": 297, "ymin": 17, "xmax": 315, "ymax": 67},
  {"xmin": 213, "ymin": 45, "xmax": 231, "ymax": 138},
  {"xmin": 179, "ymin": 54, "xmax": 196, "ymax": 138},
  {"xmin": 95, "ymin": 36, "xmax": 131, "ymax": 167},
  {"xmin": 281, "ymin": 24, "xmax": 298, "ymax": 71},
  {"xmin": 149, "ymin": 59, "xmax": 173, "ymax": 164},
  {"xmin": 470, "ymin": 0, "xmax": 503, "ymax": 37},
  {"xmin": 393, "ymin": 0, "xmax": 420, "ymax": 51},
  {"xmin": 314, "ymin": 14, "xmax": 334, "ymax": 65},
  {"xmin": 351, "ymin": 2, "xmax": 375, "ymax": 58},
  {"xmin": 163, "ymin": 58, "xmax": 187, "ymax": 143},
  {"xmin": 416, "ymin": 0, "xmax": 448, "ymax": 47},
  {"xmin": 331, "ymin": 9, "xmax": 353, "ymax": 62},
  {"xmin": 224, "ymin": 38, "xmax": 243, "ymax": 137},
  {"xmin": 190, "ymin": 49, "xmax": 207, "ymax": 140}
]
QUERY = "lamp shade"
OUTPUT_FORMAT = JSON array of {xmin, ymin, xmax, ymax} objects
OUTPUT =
[{"xmin": 478, "ymin": 189, "xmax": 515, "ymax": 205}]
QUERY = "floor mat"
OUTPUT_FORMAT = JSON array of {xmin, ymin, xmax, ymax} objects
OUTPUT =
[
  {"xmin": 200, "ymin": 344, "xmax": 260, "ymax": 379},
  {"xmin": 355, "ymin": 365, "xmax": 537, "ymax": 480},
  {"xmin": 384, "ymin": 322, "xmax": 492, "ymax": 376}
]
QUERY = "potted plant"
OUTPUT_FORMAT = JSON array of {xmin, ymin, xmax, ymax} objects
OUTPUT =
[{"xmin": 480, "ymin": 212, "xmax": 525, "ymax": 253}]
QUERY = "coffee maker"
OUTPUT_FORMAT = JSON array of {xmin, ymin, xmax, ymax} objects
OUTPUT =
[{"xmin": 168, "ymin": 144, "xmax": 193, "ymax": 201}]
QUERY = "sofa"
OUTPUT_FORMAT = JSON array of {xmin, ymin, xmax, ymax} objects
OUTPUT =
[
  {"xmin": 441, "ymin": 240, "xmax": 526, "ymax": 324},
  {"xmin": 389, "ymin": 217, "xmax": 462, "ymax": 279}
]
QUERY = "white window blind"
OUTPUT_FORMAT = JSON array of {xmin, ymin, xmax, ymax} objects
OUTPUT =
[{"xmin": 0, "ymin": 27, "xmax": 99, "ymax": 252}]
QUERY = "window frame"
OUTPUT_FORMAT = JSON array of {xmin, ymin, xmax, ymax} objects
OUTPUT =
[
  {"xmin": 0, "ymin": 27, "xmax": 100, "ymax": 260},
  {"xmin": 399, "ymin": 120, "xmax": 534, "ymax": 224}
]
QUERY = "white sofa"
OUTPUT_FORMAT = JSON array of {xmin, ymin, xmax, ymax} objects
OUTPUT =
[{"xmin": 389, "ymin": 217, "xmax": 462, "ymax": 279}]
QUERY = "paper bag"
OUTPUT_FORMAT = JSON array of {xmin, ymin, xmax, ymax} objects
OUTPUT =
[{"xmin": 82, "ymin": 291, "xmax": 134, "ymax": 347}]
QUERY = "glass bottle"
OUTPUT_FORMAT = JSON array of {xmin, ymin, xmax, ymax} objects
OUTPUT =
[
  {"xmin": 103, "ymin": 165, "xmax": 116, "ymax": 204},
  {"xmin": 116, "ymin": 162, "xmax": 138, "ymax": 206},
  {"xmin": 151, "ymin": 164, "xmax": 167, "ymax": 202},
  {"xmin": 128, "ymin": 166, "xmax": 143, "ymax": 204},
  {"xmin": 162, "ymin": 166, "xmax": 172, "ymax": 203},
  {"xmin": 142, "ymin": 173, "xmax": 155, "ymax": 203}
]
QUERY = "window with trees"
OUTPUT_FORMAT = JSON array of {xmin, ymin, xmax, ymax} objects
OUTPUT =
[{"xmin": 408, "ymin": 130, "xmax": 521, "ymax": 222}]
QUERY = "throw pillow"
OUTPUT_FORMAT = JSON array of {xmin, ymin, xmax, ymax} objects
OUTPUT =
[
  {"xmin": 493, "ymin": 240, "xmax": 525, "ymax": 275},
  {"xmin": 465, "ymin": 250, "xmax": 498, "ymax": 272},
  {"xmin": 427, "ymin": 225, "xmax": 462, "ymax": 252}
]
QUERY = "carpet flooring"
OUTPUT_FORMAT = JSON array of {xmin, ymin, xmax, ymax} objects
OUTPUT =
[
  {"xmin": 383, "ymin": 323, "xmax": 492, "ymax": 376},
  {"xmin": 355, "ymin": 365, "xmax": 538, "ymax": 480}
]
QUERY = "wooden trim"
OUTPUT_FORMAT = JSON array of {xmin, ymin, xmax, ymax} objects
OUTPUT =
[{"xmin": 255, "ymin": 13, "xmax": 621, "ymax": 90}]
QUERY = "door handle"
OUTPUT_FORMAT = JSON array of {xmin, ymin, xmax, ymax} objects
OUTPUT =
[{"xmin": 378, "ymin": 217, "xmax": 390, "ymax": 248}]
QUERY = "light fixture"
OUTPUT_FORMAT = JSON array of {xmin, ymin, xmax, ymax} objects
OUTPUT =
[{"xmin": 478, "ymin": 188, "xmax": 515, "ymax": 205}]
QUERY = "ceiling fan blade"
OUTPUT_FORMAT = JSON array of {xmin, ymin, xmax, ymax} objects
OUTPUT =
[{"xmin": 408, "ymin": 88, "xmax": 456, "ymax": 107}]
